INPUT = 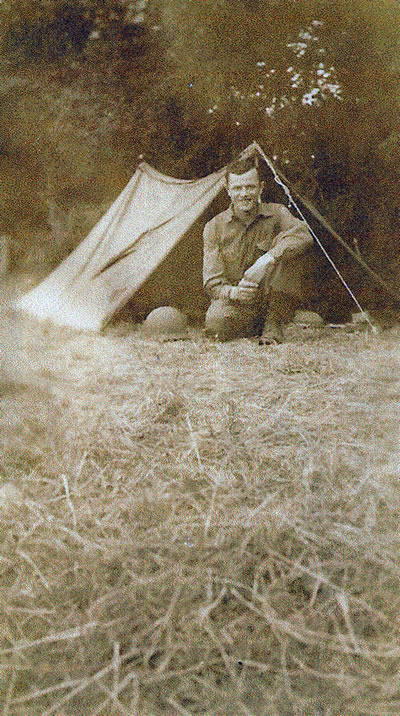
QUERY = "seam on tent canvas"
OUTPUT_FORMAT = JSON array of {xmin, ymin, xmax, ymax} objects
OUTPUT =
[
  {"xmin": 67, "ymin": 170, "xmax": 143, "ymax": 287},
  {"xmin": 93, "ymin": 173, "xmax": 226, "ymax": 278}
]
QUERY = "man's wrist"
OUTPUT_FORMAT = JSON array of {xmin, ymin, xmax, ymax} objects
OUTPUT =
[
  {"xmin": 229, "ymin": 281, "xmax": 258, "ymax": 303},
  {"xmin": 219, "ymin": 284, "xmax": 233, "ymax": 300},
  {"xmin": 228, "ymin": 286, "xmax": 241, "ymax": 301}
]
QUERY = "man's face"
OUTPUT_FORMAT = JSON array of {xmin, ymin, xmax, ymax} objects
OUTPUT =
[{"xmin": 226, "ymin": 167, "xmax": 263, "ymax": 214}]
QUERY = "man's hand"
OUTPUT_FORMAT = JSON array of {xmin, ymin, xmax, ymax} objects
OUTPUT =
[
  {"xmin": 229, "ymin": 279, "xmax": 258, "ymax": 304},
  {"xmin": 243, "ymin": 252, "xmax": 275, "ymax": 284}
]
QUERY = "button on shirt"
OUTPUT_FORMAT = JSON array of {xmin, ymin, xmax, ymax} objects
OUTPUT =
[{"xmin": 203, "ymin": 202, "xmax": 313, "ymax": 300}]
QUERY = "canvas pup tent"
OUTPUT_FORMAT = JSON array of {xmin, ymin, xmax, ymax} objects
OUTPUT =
[
  {"xmin": 16, "ymin": 159, "xmax": 227, "ymax": 331},
  {"xmin": 15, "ymin": 143, "xmax": 395, "ymax": 332}
]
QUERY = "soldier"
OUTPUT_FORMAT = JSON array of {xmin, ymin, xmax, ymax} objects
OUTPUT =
[{"xmin": 203, "ymin": 156, "xmax": 314, "ymax": 343}]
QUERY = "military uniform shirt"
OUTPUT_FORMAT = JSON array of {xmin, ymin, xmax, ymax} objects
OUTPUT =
[{"xmin": 203, "ymin": 202, "xmax": 314, "ymax": 301}]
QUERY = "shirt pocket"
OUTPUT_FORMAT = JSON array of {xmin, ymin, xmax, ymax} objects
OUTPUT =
[
  {"xmin": 253, "ymin": 219, "xmax": 275, "ymax": 257},
  {"xmin": 219, "ymin": 226, "xmax": 243, "ymax": 262}
]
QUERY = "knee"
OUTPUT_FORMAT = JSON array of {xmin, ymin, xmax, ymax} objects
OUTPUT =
[
  {"xmin": 205, "ymin": 300, "xmax": 252, "ymax": 340},
  {"xmin": 205, "ymin": 300, "xmax": 231, "ymax": 337}
]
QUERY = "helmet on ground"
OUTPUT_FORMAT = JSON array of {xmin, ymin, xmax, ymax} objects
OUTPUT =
[
  {"xmin": 142, "ymin": 306, "xmax": 189, "ymax": 341},
  {"xmin": 293, "ymin": 310, "xmax": 324, "ymax": 327}
]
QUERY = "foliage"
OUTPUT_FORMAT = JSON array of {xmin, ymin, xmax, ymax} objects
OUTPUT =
[{"xmin": 0, "ymin": 0, "xmax": 399, "ymax": 302}]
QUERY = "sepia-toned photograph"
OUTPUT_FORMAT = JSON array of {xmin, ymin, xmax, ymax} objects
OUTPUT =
[{"xmin": 1, "ymin": 1, "xmax": 399, "ymax": 713}]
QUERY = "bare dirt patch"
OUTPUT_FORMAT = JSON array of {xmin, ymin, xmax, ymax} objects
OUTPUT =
[{"xmin": 1, "ymin": 285, "xmax": 399, "ymax": 715}]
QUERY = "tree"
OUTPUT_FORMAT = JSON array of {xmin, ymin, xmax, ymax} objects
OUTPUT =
[
  {"xmin": 159, "ymin": 0, "xmax": 400, "ymax": 305},
  {"xmin": 0, "ymin": 0, "xmax": 398, "ymax": 307}
]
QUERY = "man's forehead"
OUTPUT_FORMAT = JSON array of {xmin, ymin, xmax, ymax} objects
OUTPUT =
[{"xmin": 227, "ymin": 167, "xmax": 261, "ymax": 187}]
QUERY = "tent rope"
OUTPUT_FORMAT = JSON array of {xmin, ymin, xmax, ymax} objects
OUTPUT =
[{"xmin": 251, "ymin": 142, "xmax": 378, "ymax": 333}]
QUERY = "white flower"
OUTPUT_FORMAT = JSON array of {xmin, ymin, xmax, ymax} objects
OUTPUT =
[{"xmin": 302, "ymin": 88, "xmax": 320, "ymax": 105}]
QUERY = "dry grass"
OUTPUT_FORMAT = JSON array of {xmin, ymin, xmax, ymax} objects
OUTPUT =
[{"xmin": 1, "ymin": 281, "xmax": 400, "ymax": 715}]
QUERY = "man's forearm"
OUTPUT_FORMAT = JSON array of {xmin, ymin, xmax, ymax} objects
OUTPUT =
[
  {"xmin": 269, "ymin": 225, "xmax": 314, "ymax": 260},
  {"xmin": 242, "ymin": 252, "xmax": 276, "ymax": 284}
]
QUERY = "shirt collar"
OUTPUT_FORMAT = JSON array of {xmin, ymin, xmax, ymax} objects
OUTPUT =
[{"xmin": 226, "ymin": 202, "xmax": 273, "ymax": 223}]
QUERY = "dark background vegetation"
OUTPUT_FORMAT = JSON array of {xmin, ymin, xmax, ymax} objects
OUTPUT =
[
  {"xmin": 0, "ymin": 0, "xmax": 399, "ymax": 316},
  {"xmin": 1, "ymin": 6, "xmax": 400, "ymax": 713}
]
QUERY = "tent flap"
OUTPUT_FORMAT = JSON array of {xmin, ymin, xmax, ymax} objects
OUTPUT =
[
  {"xmin": 16, "ymin": 162, "xmax": 226, "ymax": 331},
  {"xmin": 16, "ymin": 144, "xmax": 387, "ymax": 331}
]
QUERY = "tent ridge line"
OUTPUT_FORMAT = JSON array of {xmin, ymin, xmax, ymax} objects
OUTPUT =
[
  {"xmin": 15, "ymin": 143, "xmax": 397, "ymax": 333},
  {"xmin": 140, "ymin": 162, "xmax": 225, "ymax": 185},
  {"xmin": 250, "ymin": 141, "xmax": 399, "ymax": 302}
]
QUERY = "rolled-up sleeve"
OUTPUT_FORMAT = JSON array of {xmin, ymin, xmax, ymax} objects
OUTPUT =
[
  {"xmin": 203, "ymin": 218, "xmax": 231, "ymax": 300},
  {"xmin": 268, "ymin": 206, "xmax": 314, "ymax": 260}
]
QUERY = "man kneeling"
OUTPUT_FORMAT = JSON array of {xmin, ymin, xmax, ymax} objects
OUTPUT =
[{"xmin": 203, "ymin": 156, "xmax": 314, "ymax": 343}]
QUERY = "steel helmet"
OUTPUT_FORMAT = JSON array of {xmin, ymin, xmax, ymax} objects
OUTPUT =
[
  {"xmin": 293, "ymin": 310, "xmax": 324, "ymax": 327},
  {"xmin": 142, "ymin": 306, "xmax": 189, "ymax": 341}
]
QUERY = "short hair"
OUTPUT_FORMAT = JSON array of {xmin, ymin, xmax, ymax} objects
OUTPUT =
[{"xmin": 225, "ymin": 156, "xmax": 260, "ymax": 182}]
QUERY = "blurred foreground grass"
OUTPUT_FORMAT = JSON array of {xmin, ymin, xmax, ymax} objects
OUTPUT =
[{"xmin": 1, "ymin": 292, "xmax": 400, "ymax": 715}]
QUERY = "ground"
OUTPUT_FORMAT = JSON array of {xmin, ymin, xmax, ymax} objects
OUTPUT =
[{"xmin": 1, "ymin": 276, "xmax": 400, "ymax": 715}]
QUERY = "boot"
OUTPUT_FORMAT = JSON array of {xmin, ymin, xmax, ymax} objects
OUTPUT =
[
  {"xmin": 258, "ymin": 322, "xmax": 284, "ymax": 345},
  {"xmin": 258, "ymin": 291, "xmax": 299, "ymax": 345}
]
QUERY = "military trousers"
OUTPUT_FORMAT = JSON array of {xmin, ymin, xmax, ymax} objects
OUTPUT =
[
  {"xmin": 204, "ymin": 247, "xmax": 314, "ymax": 340},
  {"xmin": 205, "ymin": 289, "xmax": 300, "ymax": 341}
]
